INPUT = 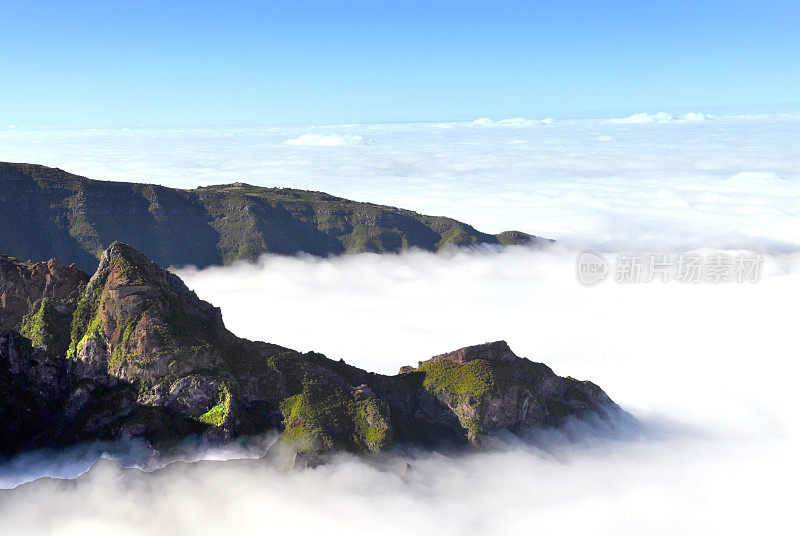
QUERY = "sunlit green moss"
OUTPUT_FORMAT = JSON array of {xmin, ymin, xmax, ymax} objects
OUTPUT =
[
  {"xmin": 108, "ymin": 315, "xmax": 141, "ymax": 370},
  {"xmin": 198, "ymin": 382, "xmax": 232, "ymax": 426},
  {"xmin": 353, "ymin": 396, "xmax": 391, "ymax": 450},
  {"xmin": 67, "ymin": 278, "xmax": 107, "ymax": 359},
  {"xmin": 418, "ymin": 359, "xmax": 495, "ymax": 398},
  {"xmin": 18, "ymin": 298, "xmax": 72, "ymax": 353}
]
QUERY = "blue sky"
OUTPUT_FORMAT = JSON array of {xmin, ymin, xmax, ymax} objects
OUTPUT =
[{"xmin": 2, "ymin": 0, "xmax": 798, "ymax": 127}]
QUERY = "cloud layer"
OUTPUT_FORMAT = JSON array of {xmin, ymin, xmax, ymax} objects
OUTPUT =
[
  {"xmin": 606, "ymin": 111, "xmax": 711, "ymax": 123},
  {"xmin": 471, "ymin": 117, "xmax": 555, "ymax": 126},
  {"xmin": 1, "ymin": 422, "xmax": 791, "ymax": 535},
  {"xmin": 1, "ymin": 114, "xmax": 799, "ymax": 534},
  {"xmin": 1, "ymin": 114, "xmax": 797, "ymax": 251},
  {"xmin": 284, "ymin": 133, "xmax": 365, "ymax": 146}
]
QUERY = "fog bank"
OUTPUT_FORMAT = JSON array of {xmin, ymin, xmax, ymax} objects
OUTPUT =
[
  {"xmin": 2, "ymin": 246, "xmax": 797, "ymax": 534},
  {"xmin": 0, "ymin": 416, "xmax": 792, "ymax": 536}
]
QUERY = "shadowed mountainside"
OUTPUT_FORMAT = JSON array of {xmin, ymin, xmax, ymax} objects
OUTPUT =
[
  {"xmin": 0, "ymin": 162, "xmax": 546, "ymax": 273},
  {"xmin": 0, "ymin": 243, "xmax": 621, "ymax": 460}
]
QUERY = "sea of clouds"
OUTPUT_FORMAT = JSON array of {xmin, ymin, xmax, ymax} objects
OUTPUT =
[
  {"xmin": 1, "ymin": 114, "xmax": 799, "ymax": 534},
  {"xmin": 2, "ymin": 113, "xmax": 799, "ymax": 249}
]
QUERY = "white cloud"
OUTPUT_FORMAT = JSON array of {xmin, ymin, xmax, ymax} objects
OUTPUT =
[
  {"xmin": 681, "ymin": 112, "xmax": 710, "ymax": 122},
  {"xmin": 284, "ymin": 133, "xmax": 364, "ymax": 146},
  {"xmin": 1, "ymin": 420, "xmax": 792, "ymax": 535},
  {"xmin": 607, "ymin": 111, "xmax": 711, "ymax": 124},
  {"xmin": 608, "ymin": 112, "xmax": 711, "ymax": 124},
  {"xmin": 607, "ymin": 112, "xmax": 674, "ymax": 123},
  {"xmin": 471, "ymin": 117, "xmax": 554, "ymax": 126}
]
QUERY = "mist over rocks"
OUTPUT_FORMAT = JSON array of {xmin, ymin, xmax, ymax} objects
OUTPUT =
[
  {"xmin": 0, "ymin": 414, "xmax": 777, "ymax": 536},
  {"xmin": 1, "ymin": 244, "xmax": 796, "ymax": 534}
]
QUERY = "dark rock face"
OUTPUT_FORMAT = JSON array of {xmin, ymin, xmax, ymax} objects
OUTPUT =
[
  {"xmin": 0, "ymin": 162, "xmax": 546, "ymax": 273},
  {"xmin": 0, "ymin": 331, "xmax": 204, "ymax": 456},
  {"xmin": 0, "ymin": 331, "xmax": 73, "ymax": 455},
  {"xmin": 0, "ymin": 243, "xmax": 622, "ymax": 460}
]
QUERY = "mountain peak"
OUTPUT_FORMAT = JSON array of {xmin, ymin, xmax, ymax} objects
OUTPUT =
[
  {"xmin": 422, "ymin": 340, "xmax": 517, "ymax": 366},
  {"xmin": 69, "ymin": 241, "xmax": 228, "ymax": 380},
  {"xmin": 103, "ymin": 241, "xmax": 150, "ymax": 265}
]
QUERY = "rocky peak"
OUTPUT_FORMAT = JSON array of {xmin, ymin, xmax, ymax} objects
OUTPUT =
[
  {"xmin": 90, "ymin": 241, "xmax": 224, "ymax": 327},
  {"xmin": 409, "ymin": 340, "xmax": 620, "ymax": 445},
  {"xmin": 421, "ymin": 340, "xmax": 518, "ymax": 366},
  {"xmin": 69, "ymin": 241, "xmax": 228, "ymax": 381}
]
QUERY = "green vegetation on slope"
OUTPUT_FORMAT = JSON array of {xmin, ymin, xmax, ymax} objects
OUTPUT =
[
  {"xmin": 108, "ymin": 314, "xmax": 142, "ymax": 371},
  {"xmin": 416, "ymin": 359, "xmax": 498, "ymax": 439},
  {"xmin": 18, "ymin": 298, "xmax": 74, "ymax": 354},
  {"xmin": 67, "ymin": 278, "xmax": 107, "ymax": 360},
  {"xmin": 418, "ymin": 359, "xmax": 496, "ymax": 397},
  {"xmin": 198, "ymin": 383, "xmax": 232, "ymax": 426},
  {"xmin": 279, "ymin": 375, "xmax": 391, "ymax": 455}
]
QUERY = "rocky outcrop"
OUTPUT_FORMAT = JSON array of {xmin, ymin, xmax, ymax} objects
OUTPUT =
[
  {"xmin": 424, "ymin": 340, "xmax": 518, "ymax": 366},
  {"xmin": 0, "ymin": 243, "xmax": 623, "ymax": 460},
  {"xmin": 408, "ymin": 341, "xmax": 617, "ymax": 443},
  {"xmin": 0, "ymin": 254, "xmax": 88, "ymax": 333},
  {"xmin": 0, "ymin": 331, "xmax": 204, "ymax": 456},
  {"xmin": 0, "ymin": 162, "xmax": 547, "ymax": 273}
]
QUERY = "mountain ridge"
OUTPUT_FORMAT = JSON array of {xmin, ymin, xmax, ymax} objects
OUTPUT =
[
  {"xmin": 0, "ymin": 243, "xmax": 622, "ymax": 461},
  {"xmin": 0, "ymin": 162, "xmax": 547, "ymax": 273}
]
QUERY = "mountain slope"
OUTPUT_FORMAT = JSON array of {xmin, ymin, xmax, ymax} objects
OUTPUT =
[
  {"xmin": 0, "ymin": 243, "xmax": 621, "ymax": 460},
  {"xmin": 0, "ymin": 162, "xmax": 545, "ymax": 272}
]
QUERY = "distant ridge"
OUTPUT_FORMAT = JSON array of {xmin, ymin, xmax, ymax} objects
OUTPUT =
[{"xmin": 0, "ymin": 162, "xmax": 547, "ymax": 272}]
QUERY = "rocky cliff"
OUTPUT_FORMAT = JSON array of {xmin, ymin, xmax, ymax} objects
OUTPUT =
[
  {"xmin": 0, "ymin": 162, "xmax": 546, "ymax": 273},
  {"xmin": 0, "ymin": 254, "xmax": 89, "ymax": 352},
  {"xmin": 0, "ymin": 243, "xmax": 621, "ymax": 460}
]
